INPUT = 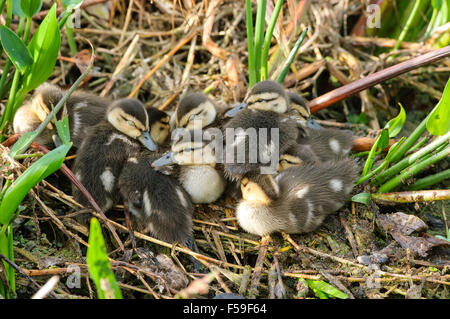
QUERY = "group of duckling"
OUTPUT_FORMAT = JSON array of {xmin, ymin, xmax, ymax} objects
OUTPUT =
[{"xmin": 13, "ymin": 80, "xmax": 359, "ymax": 246}]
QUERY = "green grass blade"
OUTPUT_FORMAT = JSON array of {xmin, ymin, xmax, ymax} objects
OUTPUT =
[
  {"xmin": 0, "ymin": 143, "xmax": 72, "ymax": 225},
  {"xmin": 254, "ymin": 0, "xmax": 267, "ymax": 82},
  {"xmin": 393, "ymin": 0, "xmax": 426, "ymax": 50},
  {"xmin": 87, "ymin": 218, "xmax": 123, "ymax": 299},
  {"xmin": 276, "ymin": 27, "xmax": 308, "ymax": 84},
  {"xmin": 245, "ymin": 0, "xmax": 256, "ymax": 87},
  {"xmin": 261, "ymin": 0, "xmax": 283, "ymax": 81},
  {"xmin": 360, "ymin": 129, "xmax": 389, "ymax": 177}
]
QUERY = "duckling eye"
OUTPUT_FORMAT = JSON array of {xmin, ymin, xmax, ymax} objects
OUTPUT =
[
  {"xmin": 127, "ymin": 120, "xmax": 135, "ymax": 127},
  {"xmin": 257, "ymin": 99, "xmax": 264, "ymax": 103}
]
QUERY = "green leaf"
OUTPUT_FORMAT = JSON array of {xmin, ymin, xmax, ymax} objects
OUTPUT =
[
  {"xmin": 87, "ymin": 218, "xmax": 123, "ymax": 299},
  {"xmin": 12, "ymin": 1, "xmax": 26, "ymax": 18},
  {"xmin": 21, "ymin": 4, "xmax": 61, "ymax": 94},
  {"xmin": 427, "ymin": 78, "xmax": 450, "ymax": 136},
  {"xmin": 351, "ymin": 192, "xmax": 371, "ymax": 206},
  {"xmin": 20, "ymin": 0, "xmax": 43, "ymax": 18},
  {"xmin": 54, "ymin": 115, "xmax": 71, "ymax": 145},
  {"xmin": 0, "ymin": 225, "xmax": 15, "ymax": 296},
  {"xmin": 0, "ymin": 143, "xmax": 71, "ymax": 225},
  {"xmin": 306, "ymin": 280, "xmax": 348, "ymax": 299},
  {"xmin": 0, "ymin": 26, "xmax": 33, "ymax": 72},
  {"xmin": 8, "ymin": 131, "xmax": 39, "ymax": 158},
  {"xmin": 385, "ymin": 103, "xmax": 406, "ymax": 138},
  {"xmin": 62, "ymin": 0, "xmax": 83, "ymax": 10}
]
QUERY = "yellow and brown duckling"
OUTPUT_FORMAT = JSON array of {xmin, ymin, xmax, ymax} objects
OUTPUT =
[
  {"xmin": 152, "ymin": 128, "xmax": 227, "ymax": 204},
  {"xmin": 118, "ymin": 152, "xmax": 193, "ymax": 244},
  {"xmin": 236, "ymin": 159, "xmax": 359, "ymax": 236},
  {"xmin": 171, "ymin": 92, "xmax": 229, "ymax": 131},
  {"xmin": 72, "ymin": 98, "xmax": 161, "ymax": 214},
  {"xmin": 13, "ymin": 83, "xmax": 111, "ymax": 147},
  {"xmin": 225, "ymin": 80, "xmax": 354, "ymax": 163}
]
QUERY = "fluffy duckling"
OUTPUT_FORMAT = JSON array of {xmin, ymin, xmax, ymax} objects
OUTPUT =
[
  {"xmin": 222, "ymin": 108, "xmax": 301, "ymax": 179},
  {"xmin": 171, "ymin": 92, "xmax": 229, "ymax": 131},
  {"xmin": 236, "ymin": 159, "xmax": 359, "ymax": 236},
  {"xmin": 13, "ymin": 83, "xmax": 111, "ymax": 147},
  {"xmin": 152, "ymin": 128, "xmax": 227, "ymax": 204},
  {"xmin": 118, "ymin": 152, "xmax": 193, "ymax": 244},
  {"xmin": 226, "ymin": 80, "xmax": 354, "ymax": 162},
  {"xmin": 72, "ymin": 98, "xmax": 159, "ymax": 214},
  {"xmin": 147, "ymin": 107, "xmax": 171, "ymax": 147}
]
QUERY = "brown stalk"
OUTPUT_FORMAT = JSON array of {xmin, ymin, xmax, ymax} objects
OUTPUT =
[{"xmin": 308, "ymin": 46, "xmax": 450, "ymax": 114}]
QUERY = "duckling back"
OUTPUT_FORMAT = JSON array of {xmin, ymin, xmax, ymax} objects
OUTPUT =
[
  {"xmin": 222, "ymin": 109, "xmax": 300, "ymax": 179},
  {"xmin": 236, "ymin": 159, "xmax": 359, "ymax": 236},
  {"xmin": 119, "ymin": 153, "xmax": 193, "ymax": 244},
  {"xmin": 13, "ymin": 83, "xmax": 111, "ymax": 147}
]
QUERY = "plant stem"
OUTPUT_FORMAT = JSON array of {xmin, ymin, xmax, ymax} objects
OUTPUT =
[
  {"xmin": 245, "ymin": 0, "xmax": 256, "ymax": 87},
  {"xmin": 254, "ymin": 0, "xmax": 267, "ymax": 82},
  {"xmin": 372, "ymin": 132, "xmax": 450, "ymax": 186},
  {"xmin": 393, "ymin": 0, "xmax": 424, "ymax": 51},
  {"xmin": 276, "ymin": 27, "xmax": 308, "ymax": 83},
  {"xmin": 261, "ymin": 0, "xmax": 283, "ymax": 81},
  {"xmin": 406, "ymin": 136, "xmax": 428, "ymax": 154},
  {"xmin": 409, "ymin": 168, "xmax": 450, "ymax": 190},
  {"xmin": 385, "ymin": 113, "xmax": 429, "ymax": 164},
  {"xmin": 372, "ymin": 190, "xmax": 450, "ymax": 203},
  {"xmin": 5, "ymin": 0, "xmax": 12, "ymax": 27},
  {"xmin": 378, "ymin": 145, "xmax": 450, "ymax": 193},
  {"xmin": 357, "ymin": 161, "xmax": 388, "ymax": 185},
  {"xmin": 22, "ymin": 17, "xmax": 32, "ymax": 43}
]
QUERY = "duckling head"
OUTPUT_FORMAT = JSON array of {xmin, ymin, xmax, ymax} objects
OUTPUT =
[
  {"xmin": 240, "ymin": 173, "xmax": 279, "ymax": 205},
  {"xmin": 147, "ymin": 107, "xmax": 170, "ymax": 146},
  {"xmin": 278, "ymin": 153, "xmax": 303, "ymax": 172},
  {"xmin": 152, "ymin": 129, "xmax": 219, "ymax": 168},
  {"xmin": 175, "ymin": 93, "xmax": 217, "ymax": 130},
  {"xmin": 29, "ymin": 83, "xmax": 65, "ymax": 129},
  {"xmin": 107, "ymin": 98, "xmax": 158, "ymax": 151},
  {"xmin": 225, "ymin": 80, "xmax": 289, "ymax": 117}
]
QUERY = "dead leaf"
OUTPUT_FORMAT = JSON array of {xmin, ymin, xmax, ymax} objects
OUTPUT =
[
  {"xmin": 390, "ymin": 232, "xmax": 450, "ymax": 257},
  {"xmin": 378, "ymin": 212, "xmax": 428, "ymax": 235}
]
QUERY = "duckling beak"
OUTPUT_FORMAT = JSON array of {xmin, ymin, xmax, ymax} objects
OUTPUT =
[
  {"xmin": 139, "ymin": 131, "xmax": 158, "ymax": 151},
  {"xmin": 151, "ymin": 152, "xmax": 175, "ymax": 167},
  {"xmin": 306, "ymin": 118, "xmax": 323, "ymax": 130},
  {"xmin": 224, "ymin": 102, "xmax": 248, "ymax": 118}
]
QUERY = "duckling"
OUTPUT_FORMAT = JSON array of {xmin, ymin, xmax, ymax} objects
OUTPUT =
[
  {"xmin": 13, "ymin": 83, "xmax": 111, "ymax": 147},
  {"xmin": 236, "ymin": 159, "xmax": 359, "ymax": 236},
  {"xmin": 171, "ymin": 92, "xmax": 229, "ymax": 131},
  {"xmin": 152, "ymin": 128, "xmax": 227, "ymax": 204},
  {"xmin": 72, "ymin": 98, "xmax": 159, "ymax": 215},
  {"xmin": 222, "ymin": 108, "xmax": 301, "ymax": 179},
  {"xmin": 225, "ymin": 80, "xmax": 354, "ymax": 162},
  {"xmin": 147, "ymin": 107, "xmax": 171, "ymax": 147},
  {"xmin": 118, "ymin": 152, "xmax": 193, "ymax": 244}
]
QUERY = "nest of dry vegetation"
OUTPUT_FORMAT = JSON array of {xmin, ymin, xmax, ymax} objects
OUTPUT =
[{"xmin": 2, "ymin": 0, "xmax": 449, "ymax": 299}]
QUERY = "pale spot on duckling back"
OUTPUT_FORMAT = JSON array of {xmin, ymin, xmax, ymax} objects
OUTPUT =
[
  {"xmin": 105, "ymin": 133, "xmax": 135, "ymax": 146},
  {"xmin": 176, "ymin": 187, "xmax": 190, "ymax": 208},
  {"xmin": 295, "ymin": 185, "xmax": 309, "ymax": 198},
  {"xmin": 100, "ymin": 168, "xmax": 115, "ymax": 192},
  {"xmin": 143, "ymin": 190, "xmax": 152, "ymax": 214},
  {"xmin": 329, "ymin": 138, "xmax": 341, "ymax": 155},
  {"xmin": 128, "ymin": 157, "xmax": 138, "ymax": 164},
  {"xmin": 329, "ymin": 179, "xmax": 343, "ymax": 192}
]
